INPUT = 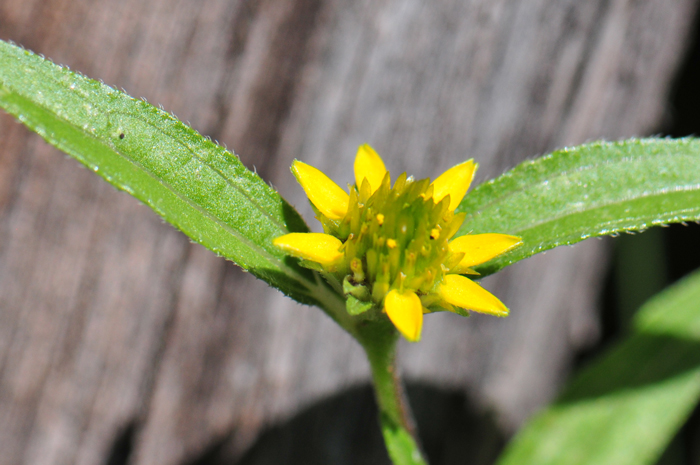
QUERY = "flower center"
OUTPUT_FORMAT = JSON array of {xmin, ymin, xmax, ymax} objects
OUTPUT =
[{"xmin": 329, "ymin": 172, "xmax": 465, "ymax": 303}]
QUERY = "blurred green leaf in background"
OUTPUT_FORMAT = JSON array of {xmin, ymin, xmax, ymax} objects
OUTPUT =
[{"xmin": 497, "ymin": 267, "xmax": 700, "ymax": 465}]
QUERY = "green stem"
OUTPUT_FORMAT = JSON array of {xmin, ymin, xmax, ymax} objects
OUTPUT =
[
  {"xmin": 356, "ymin": 320, "xmax": 428, "ymax": 465},
  {"xmin": 312, "ymin": 275, "xmax": 427, "ymax": 464}
]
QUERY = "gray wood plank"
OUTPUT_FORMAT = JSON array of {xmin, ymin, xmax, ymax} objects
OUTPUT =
[{"xmin": 0, "ymin": 0, "xmax": 697, "ymax": 463}]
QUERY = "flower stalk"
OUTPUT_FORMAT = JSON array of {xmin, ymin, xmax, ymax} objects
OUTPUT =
[{"xmin": 356, "ymin": 320, "xmax": 428, "ymax": 465}]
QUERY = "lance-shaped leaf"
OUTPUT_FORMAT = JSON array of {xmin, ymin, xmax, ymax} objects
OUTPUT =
[
  {"xmin": 458, "ymin": 139, "xmax": 700, "ymax": 276},
  {"xmin": 0, "ymin": 40, "xmax": 336, "ymax": 308},
  {"xmin": 496, "ymin": 267, "xmax": 700, "ymax": 465}
]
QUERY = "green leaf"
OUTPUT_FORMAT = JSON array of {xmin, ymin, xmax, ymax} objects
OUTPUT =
[
  {"xmin": 459, "ymin": 139, "xmax": 700, "ymax": 276},
  {"xmin": 0, "ymin": 39, "xmax": 330, "ymax": 306},
  {"xmin": 496, "ymin": 268, "xmax": 700, "ymax": 465}
]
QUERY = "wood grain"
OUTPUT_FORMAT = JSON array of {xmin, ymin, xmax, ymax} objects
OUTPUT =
[{"xmin": 0, "ymin": 0, "xmax": 697, "ymax": 463}]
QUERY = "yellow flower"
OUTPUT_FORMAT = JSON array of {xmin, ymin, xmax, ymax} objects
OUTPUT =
[{"xmin": 274, "ymin": 144, "xmax": 521, "ymax": 342}]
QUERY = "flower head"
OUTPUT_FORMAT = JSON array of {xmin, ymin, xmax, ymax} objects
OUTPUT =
[{"xmin": 274, "ymin": 144, "xmax": 521, "ymax": 342}]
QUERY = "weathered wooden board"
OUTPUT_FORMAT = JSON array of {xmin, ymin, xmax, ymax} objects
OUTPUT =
[{"xmin": 0, "ymin": 0, "xmax": 697, "ymax": 463}]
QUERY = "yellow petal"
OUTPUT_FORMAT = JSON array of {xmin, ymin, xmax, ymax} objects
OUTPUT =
[
  {"xmin": 449, "ymin": 233, "xmax": 522, "ymax": 272},
  {"xmin": 384, "ymin": 289, "xmax": 423, "ymax": 342},
  {"xmin": 431, "ymin": 160, "xmax": 477, "ymax": 211},
  {"xmin": 292, "ymin": 160, "xmax": 349, "ymax": 220},
  {"xmin": 437, "ymin": 274, "xmax": 508, "ymax": 317},
  {"xmin": 354, "ymin": 144, "xmax": 388, "ymax": 194},
  {"xmin": 273, "ymin": 233, "xmax": 343, "ymax": 266}
]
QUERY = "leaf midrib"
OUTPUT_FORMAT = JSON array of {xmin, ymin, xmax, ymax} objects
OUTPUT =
[
  {"xmin": 510, "ymin": 188, "xmax": 700, "ymax": 237},
  {"xmin": 111, "ymin": 109, "xmax": 290, "ymax": 233},
  {"xmin": 464, "ymin": 148, "xmax": 700, "ymax": 233}
]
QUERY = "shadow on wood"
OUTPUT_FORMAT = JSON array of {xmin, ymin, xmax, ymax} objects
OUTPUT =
[{"xmin": 178, "ymin": 383, "xmax": 504, "ymax": 465}]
